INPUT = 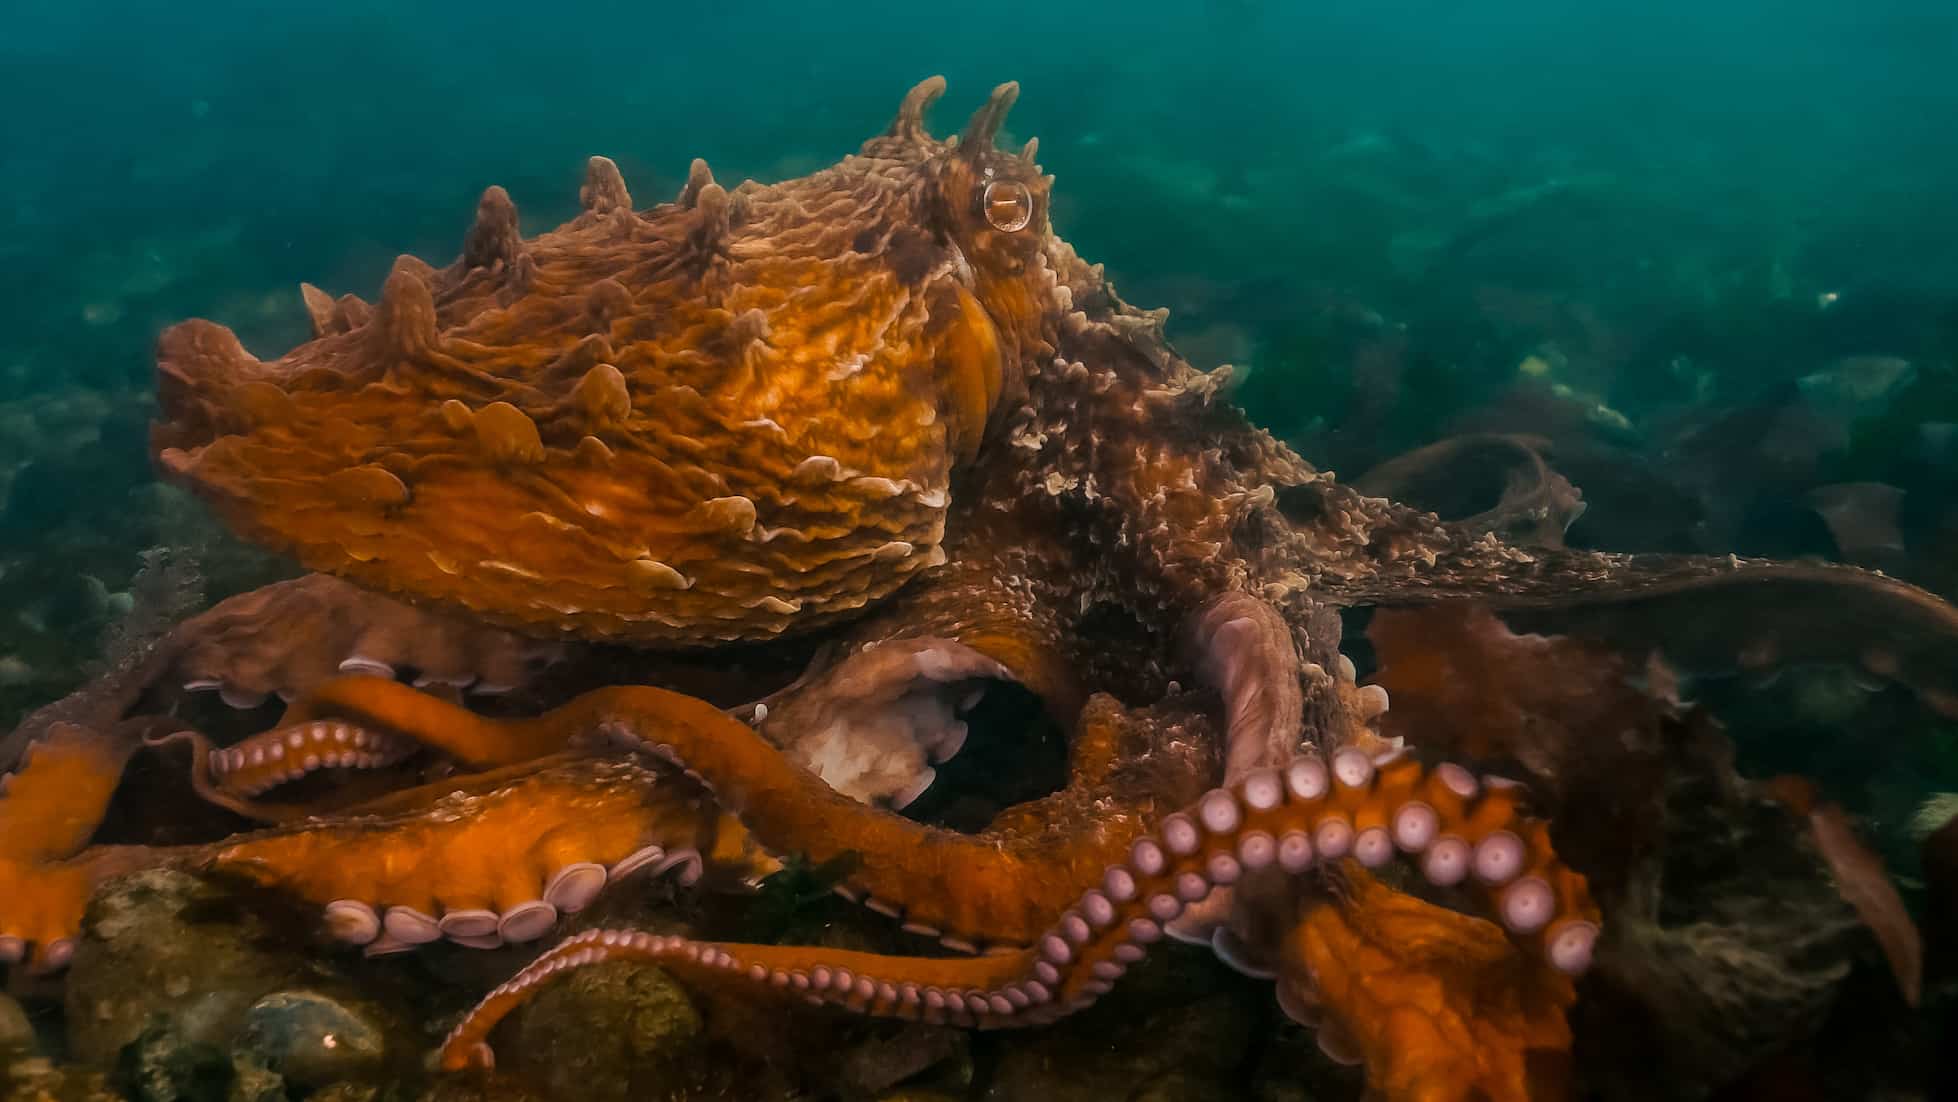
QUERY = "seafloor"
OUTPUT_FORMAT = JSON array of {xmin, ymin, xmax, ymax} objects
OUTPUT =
[{"xmin": 3, "ymin": 55, "xmax": 1957, "ymax": 1102}]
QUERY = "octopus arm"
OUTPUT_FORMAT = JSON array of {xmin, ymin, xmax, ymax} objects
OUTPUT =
[
  {"xmin": 437, "ymin": 745, "xmax": 1601, "ymax": 1095},
  {"xmin": 0, "ymin": 720, "xmax": 139, "ymax": 865},
  {"xmin": 0, "ymin": 710, "xmax": 162, "ymax": 969},
  {"xmin": 1284, "ymin": 869, "xmax": 1583, "ymax": 1102},
  {"xmin": 292, "ymin": 679, "xmax": 1150, "ymax": 945},
  {"xmin": 196, "ymin": 757, "xmax": 768, "ymax": 955},
  {"xmin": 0, "ymin": 718, "xmax": 157, "ymax": 970},
  {"xmin": 1337, "ymin": 542, "xmax": 1958, "ymax": 718}
]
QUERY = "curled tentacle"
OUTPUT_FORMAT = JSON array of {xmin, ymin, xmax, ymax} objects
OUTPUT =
[
  {"xmin": 143, "ymin": 727, "xmax": 302, "ymax": 823},
  {"xmin": 291, "ymin": 679, "xmax": 1199, "ymax": 948},
  {"xmin": 199, "ymin": 718, "xmax": 419, "ymax": 798},
  {"xmin": 438, "ymin": 749, "xmax": 1597, "ymax": 1071},
  {"xmin": 284, "ymin": 681, "xmax": 1591, "ymax": 960},
  {"xmin": 144, "ymin": 726, "xmax": 418, "ymax": 824},
  {"xmin": 279, "ymin": 675, "xmax": 570, "ymax": 765}
]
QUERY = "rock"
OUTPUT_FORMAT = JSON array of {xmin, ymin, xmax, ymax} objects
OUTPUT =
[
  {"xmin": 1569, "ymin": 726, "xmax": 1867, "ymax": 1100},
  {"xmin": 983, "ymin": 959, "xmax": 1262, "ymax": 1102},
  {"xmin": 1130, "ymin": 1073, "xmax": 1237, "ymax": 1102},
  {"xmin": 222, "ymin": 1056, "xmax": 285, "ymax": 1102},
  {"xmin": 1918, "ymin": 421, "xmax": 1958, "ymax": 464},
  {"xmin": 233, "ymin": 991, "xmax": 390, "ymax": 1088},
  {"xmin": 1366, "ymin": 605, "xmax": 1888, "ymax": 1096},
  {"xmin": 112, "ymin": 1022, "xmax": 232, "ymax": 1102},
  {"xmin": 63, "ymin": 867, "xmax": 407, "ymax": 1101},
  {"xmin": 1, "ymin": 1058, "xmax": 124, "ymax": 1102},
  {"xmin": 1779, "ymin": 663, "xmax": 1884, "ymax": 727},
  {"xmin": 0, "ymin": 995, "xmax": 33, "ymax": 1062},
  {"xmin": 836, "ymin": 1023, "xmax": 968, "ymax": 1096},
  {"xmin": 1250, "ymin": 1025, "xmax": 1356, "ymax": 1101},
  {"xmin": 1798, "ymin": 355, "xmax": 1914, "ymax": 419},
  {"xmin": 1805, "ymin": 481, "xmax": 1906, "ymax": 561},
  {"xmin": 416, "ymin": 1075, "xmax": 547, "ymax": 1102},
  {"xmin": 64, "ymin": 869, "xmax": 320, "ymax": 1065},
  {"xmin": 510, "ymin": 959, "xmax": 704, "ymax": 1102},
  {"xmin": 306, "ymin": 1087, "xmax": 384, "ymax": 1102}
]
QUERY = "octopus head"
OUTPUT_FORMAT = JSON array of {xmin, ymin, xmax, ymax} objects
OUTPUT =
[
  {"xmin": 902, "ymin": 78, "xmax": 1055, "ymax": 308},
  {"xmin": 149, "ymin": 79, "xmax": 1062, "ymax": 646}
]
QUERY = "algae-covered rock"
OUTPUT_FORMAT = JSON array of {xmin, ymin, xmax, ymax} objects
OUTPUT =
[
  {"xmin": 1133, "ymin": 1073, "xmax": 1240, "ymax": 1102},
  {"xmin": 62, "ymin": 866, "xmax": 411, "ymax": 1100},
  {"xmin": 112, "ymin": 1022, "xmax": 232, "ymax": 1102},
  {"xmin": 510, "ymin": 959, "xmax": 704, "ymax": 1101},
  {"xmin": 0, "ymin": 996, "xmax": 34, "ymax": 1063},
  {"xmin": 982, "ymin": 954, "xmax": 1262, "ymax": 1102},
  {"xmin": 233, "ymin": 991, "xmax": 390, "ymax": 1087},
  {"xmin": 64, "ymin": 868, "xmax": 317, "ymax": 1065},
  {"xmin": 1250, "ymin": 1025, "xmax": 1358, "ymax": 1101},
  {"xmin": 416, "ymin": 1075, "xmax": 547, "ymax": 1102},
  {"xmin": 221, "ymin": 1056, "xmax": 284, "ymax": 1102},
  {"xmin": 1, "ymin": 1058, "xmax": 123, "ymax": 1102},
  {"xmin": 837, "ymin": 1025, "xmax": 968, "ymax": 1096},
  {"xmin": 1562, "ymin": 722, "xmax": 1870, "ymax": 1101}
]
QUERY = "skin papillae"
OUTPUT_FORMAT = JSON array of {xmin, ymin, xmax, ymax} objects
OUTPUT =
[{"xmin": 1, "ymin": 76, "xmax": 1956, "ymax": 1102}]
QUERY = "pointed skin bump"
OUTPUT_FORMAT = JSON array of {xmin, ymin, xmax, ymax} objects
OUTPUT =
[{"xmin": 145, "ymin": 80, "xmax": 1052, "ymax": 648}]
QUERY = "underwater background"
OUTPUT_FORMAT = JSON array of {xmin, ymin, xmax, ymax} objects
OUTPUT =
[{"xmin": 3, "ymin": 0, "xmax": 1958, "ymax": 1098}]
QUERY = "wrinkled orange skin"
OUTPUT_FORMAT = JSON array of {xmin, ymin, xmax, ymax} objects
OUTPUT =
[
  {"xmin": 153, "ymin": 81, "xmax": 1049, "ymax": 645},
  {"xmin": 1285, "ymin": 871, "xmax": 1580, "ymax": 1102}
]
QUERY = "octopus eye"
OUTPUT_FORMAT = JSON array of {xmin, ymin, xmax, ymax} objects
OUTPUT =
[{"xmin": 982, "ymin": 179, "xmax": 1034, "ymax": 233}]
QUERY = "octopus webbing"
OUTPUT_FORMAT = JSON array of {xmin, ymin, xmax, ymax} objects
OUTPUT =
[{"xmin": 4, "ymin": 77, "xmax": 1958, "ymax": 1100}]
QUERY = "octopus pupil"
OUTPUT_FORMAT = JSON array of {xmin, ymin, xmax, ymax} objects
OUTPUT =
[{"xmin": 982, "ymin": 180, "xmax": 1033, "ymax": 232}]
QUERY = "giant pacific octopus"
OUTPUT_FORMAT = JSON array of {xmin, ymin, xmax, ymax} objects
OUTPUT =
[{"xmin": 5, "ymin": 78, "xmax": 1958, "ymax": 1100}]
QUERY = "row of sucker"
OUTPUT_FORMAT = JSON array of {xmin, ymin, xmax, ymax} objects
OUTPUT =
[
  {"xmin": 324, "ymin": 841, "xmax": 703, "ymax": 956},
  {"xmin": 207, "ymin": 719, "xmax": 420, "ymax": 796},
  {"xmin": 181, "ymin": 652, "xmax": 532, "ymax": 711},
  {"xmin": 437, "ymin": 747, "xmax": 1599, "ymax": 1069}
]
